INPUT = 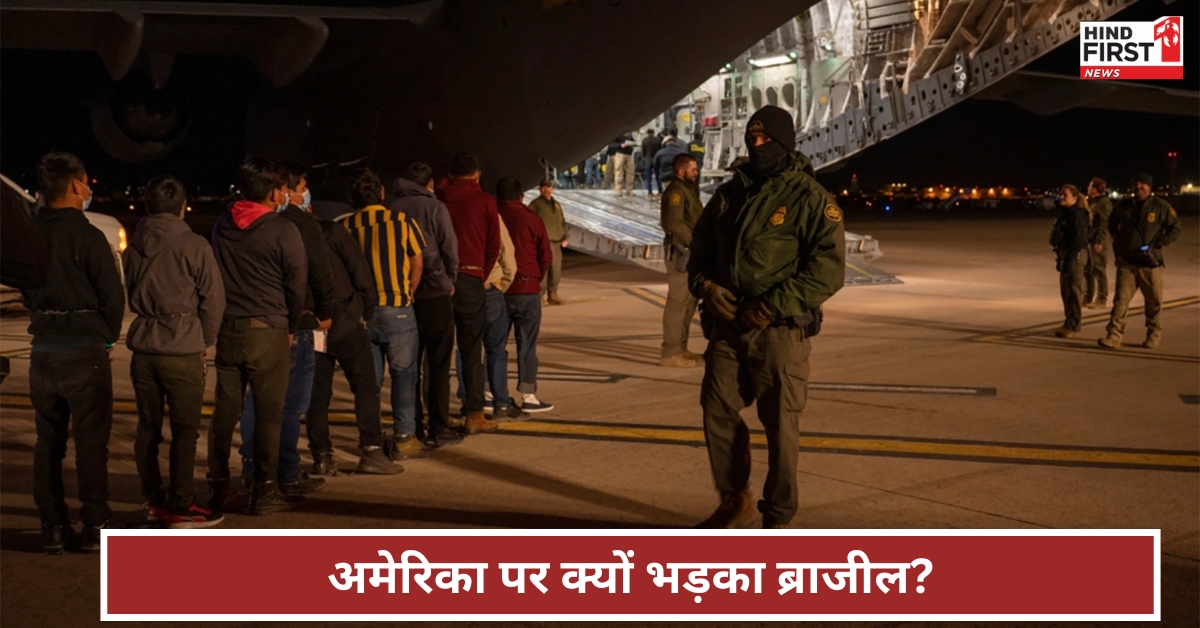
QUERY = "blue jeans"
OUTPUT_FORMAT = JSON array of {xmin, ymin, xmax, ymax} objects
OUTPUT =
[
  {"xmin": 369, "ymin": 306, "xmax": 419, "ymax": 435},
  {"xmin": 585, "ymin": 158, "xmax": 600, "ymax": 187},
  {"xmin": 241, "ymin": 328, "xmax": 313, "ymax": 483},
  {"xmin": 644, "ymin": 161, "xmax": 662, "ymax": 194},
  {"xmin": 455, "ymin": 288, "xmax": 512, "ymax": 406},
  {"xmin": 505, "ymin": 293, "xmax": 542, "ymax": 395}
]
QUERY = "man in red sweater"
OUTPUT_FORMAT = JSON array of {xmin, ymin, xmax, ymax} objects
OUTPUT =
[
  {"xmin": 495, "ymin": 177, "xmax": 554, "ymax": 412},
  {"xmin": 437, "ymin": 154, "xmax": 501, "ymax": 433}
]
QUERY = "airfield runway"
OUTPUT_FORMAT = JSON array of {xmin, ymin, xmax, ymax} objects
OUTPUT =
[{"xmin": 1, "ymin": 214, "xmax": 1196, "ymax": 626}]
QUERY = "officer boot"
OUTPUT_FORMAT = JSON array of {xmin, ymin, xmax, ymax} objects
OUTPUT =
[
  {"xmin": 548, "ymin": 291, "xmax": 564, "ymax": 306},
  {"xmin": 1142, "ymin": 330, "xmax": 1161, "ymax": 349},
  {"xmin": 1097, "ymin": 334, "xmax": 1122, "ymax": 349},
  {"xmin": 696, "ymin": 490, "xmax": 759, "ymax": 529}
]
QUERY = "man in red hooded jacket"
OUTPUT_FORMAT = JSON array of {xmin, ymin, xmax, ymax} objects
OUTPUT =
[
  {"xmin": 437, "ymin": 154, "xmax": 501, "ymax": 434},
  {"xmin": 494, "ymin": 177, "xmax": 554, "ymax": 413}
]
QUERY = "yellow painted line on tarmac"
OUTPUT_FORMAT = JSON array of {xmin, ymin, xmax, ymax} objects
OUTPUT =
[
  {"xmin": 3, "ymin": 394, "xmax": 1196, "ymax": 470},
  {"xmin": 494, "ymin": 420, "xmax": 1200, "ymax": 471}
]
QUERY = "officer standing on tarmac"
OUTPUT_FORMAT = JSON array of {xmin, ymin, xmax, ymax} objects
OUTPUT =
[
  {"xmin": 1098, "ymin": 172, "xmax": 1181, "ymax": 350},
  {"xmin": 1083, "ymin": 177, "xmax": 1113, "ymax": 309},
  {"xmin": 688, "ymin": 105, "xmax": 845, "ymax": 529},
  {"xmin": 659, "ymin": 153, "xmax": 705, "ymax": 368}
]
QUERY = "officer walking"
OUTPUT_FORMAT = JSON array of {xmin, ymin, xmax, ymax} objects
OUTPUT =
[
  {"xmin": 1098, "ymin": 172, "xmax": 1181, "ymax": 350},
  {"xmin": 687, "ymin": 106, "xmax": 845, "ymax": 529},
  {"xmin": 659, "ymin": 153, "xmax": 704, "ymax": 368},
  {"xmin": 1083, "ymin": 177, "xmax": 1113, "ymax": 309}
]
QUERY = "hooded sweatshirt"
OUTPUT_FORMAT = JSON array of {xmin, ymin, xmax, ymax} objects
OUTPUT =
[
  {"xmin": 211, "ymin": 200, "xmax": 307, "ymax": 332},
  {"xmin": 392, "ymin": 178, "xmax": 458, "ymax": 300},
  {"xmin": 496, "ymin": 200, "xmax": 552, "ymax": 296},
  {"xmin": 24, "ymin": 207, "xmax": 125, "ymax": 347},
  {"xmin": 438, "ymin": 178, "xmax": 500, "ymax": 281},
  {"xmin": 123, "ymin": 212, "xmax": 225, "ymax": 354}
]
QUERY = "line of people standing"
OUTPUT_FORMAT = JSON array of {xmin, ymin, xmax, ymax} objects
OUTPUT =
[
  {"xmin": 21, "ymin": 151, "xmax": 562, "ymax": 553},
  {"xmin": 1050, "ymin": 173, "xmax": 1181, "ymax": 347}
]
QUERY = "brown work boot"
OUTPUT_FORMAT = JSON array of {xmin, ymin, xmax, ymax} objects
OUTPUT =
[
  {"xmin": 696, "ymin": 490, "xmax": 759, "ymax": 529},
  {"xmin": 682, "ymin": 351, "xmax": 704, "ymax": 362},
  {"xmin": 1142, "ymin": 333, "xmax": 1161, "ymax": 349},
  {"xmin": 660, "ymin": 353, "xmax": 701, "ymax": 368},
  {"xmin": 547, "ymin": 291, "xmax": 564, "ymax": 306},
  {"xmin": 461, "ymin": 411, "xmax": 499, "ymax": 435},
  {"xmin": 1052, "ymin": 326, "xmax": 1077, "ymax": 338},
  {"xmin": 1085, "ymin": 299, "xmax": 1108, "ymax": 310},
  {"xmin": 1097, "ymin": 334, "xmax": 1121, "ymax": 349}
]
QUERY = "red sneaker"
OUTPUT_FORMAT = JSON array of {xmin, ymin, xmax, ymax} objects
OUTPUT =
[
  {"xmin": 144, "ymin": 503, "xmax": 168, "ymax": 523},
  {"xmin": 167, "ymin": 503, "xmax": 225, "ymax": 529}
]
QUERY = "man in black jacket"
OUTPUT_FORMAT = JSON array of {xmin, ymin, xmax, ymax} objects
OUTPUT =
[
  {"xmin": 24, "ymin": 152, "xmax": 125, "ymax": 553},
  {"xmin": 239, "ymin": 163, "xmax": 334, "ymax": 497},
  {"xmin": 124, "ymin": 176, "xmax": 225, "ymax": 528},
  {"xmin": 641, "ymin": 130, "xmax": 663, "ymax": 200},
  {"xmin": 306, "ymin": 217, "xmax": 401, "ymax": 475},
  {"xmin": 209, "ymin": 157, "xmax": 307, "ymax": 516}
]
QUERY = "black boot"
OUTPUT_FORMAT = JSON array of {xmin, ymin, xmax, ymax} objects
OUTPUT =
[
  {"xmin": 312, "ymin": 451, "xmax": 338, "ymax": 476},
  {"xmin": 280, "ymin": 471, "xmax": 325, "ymax": 496},
  {"xmin": 41, "ymin": 522, "xmax": 75, "ymax": 555},
  {"xmin": 80, "ymin": 522, "xmax": 106, "ymax": 553},
  {"xmin": 248, "ymin": 481, "xmax": 291, "ymax": 515},
  {"xmin": 207, "ymin": 474, "xmax": 236, "ymax": 517}
]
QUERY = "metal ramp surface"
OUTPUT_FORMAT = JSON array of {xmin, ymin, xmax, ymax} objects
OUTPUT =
[{"xmin": 527, "ymin": 189, "xmax": 899, "ymax": 285}]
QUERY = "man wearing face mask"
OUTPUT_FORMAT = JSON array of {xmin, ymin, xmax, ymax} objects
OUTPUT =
[
  {"xmin": 209, "ymin": 157, "xmax": 308, "ymax": 516},
  {"xmin": 239, "ymin": 162, "xmax": 335, "ymax": 497},
  {"xmin": 688, "ymin": 106, "xmax": 845, "ymax": 529},
  {"xmin": 659, "ymin": 153, "xmax": 704, "ymax": 368},
  {"xmin": 25, "ymin": 152, "xmax": 125, "ymax": 553}
]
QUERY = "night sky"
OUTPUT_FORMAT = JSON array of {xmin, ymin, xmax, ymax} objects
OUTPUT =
[{"xmin": 1, "ymin": 0, "xmax": 1195, "ymax": 194}]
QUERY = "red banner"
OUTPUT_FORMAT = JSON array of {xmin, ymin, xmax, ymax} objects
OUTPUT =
[
  {"xmin": 1080, "ymin": 66, "xmax": 1185, "ymax": 80},
  {"xmin": 102, "ymin": 530, "xmax": 1158, "ymax": 620}
]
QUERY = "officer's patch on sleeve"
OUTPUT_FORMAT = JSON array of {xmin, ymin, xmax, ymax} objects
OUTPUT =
[
  {"xmin": 668, "ymin": 192, "xmax": 681, "ymax": 205},
  {"xmin": 824, "ymin": 204, "xmax": 843, "ymax": 223},
  {"xmin": 770, "ymin": 206, "xmax": 787, "ymax": 226}
]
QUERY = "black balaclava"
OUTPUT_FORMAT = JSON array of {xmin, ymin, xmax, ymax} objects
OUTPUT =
[{"xmin": 745, "ymin": 105, "xmax": 796, "ymax": 179}]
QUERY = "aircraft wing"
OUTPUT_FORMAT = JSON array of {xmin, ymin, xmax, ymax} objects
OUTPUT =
[
  {"xmin": 0, "ymin": 0, "xmax": 442, "ymax": 86},
  {"xmin": 972, "ymin": 70, "xmax": 1199, "ymax": 117}
]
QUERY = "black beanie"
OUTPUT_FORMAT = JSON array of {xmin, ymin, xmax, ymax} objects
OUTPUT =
[
  {"xmin": 1131, "ymin": 171, "xmax": 1153, "ymax": 186},
  {"xmin": 746, "ymin": 105, "xmax": 796, "ymax": 153}
]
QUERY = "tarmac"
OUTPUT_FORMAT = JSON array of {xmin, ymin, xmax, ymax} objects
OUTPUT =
[{"xmin": 0, "ymin": 213, "xmax": 1196, "ymax": 626}]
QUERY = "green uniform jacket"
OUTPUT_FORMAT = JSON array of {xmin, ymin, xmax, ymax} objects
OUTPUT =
[
  {"xmin": 1108, "ymin": 195, "xmax": 1181, "ymax": 267},
  {"xmin": 688, "ymin": 152, "xmax": 846, "ymax": 321},
  {"xmin": 660, "ymin": 178, "xmax": 704, "ymax": 247},
  {"xmin": 529, "ymin": 196, "xmax": 567, "ymax": 241},
  {"xmin": 1088, "ymin": 196, "xmax": 1113, "ymax": 245}
]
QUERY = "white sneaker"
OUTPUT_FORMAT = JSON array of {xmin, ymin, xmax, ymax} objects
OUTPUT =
[
  {"xmin": 521, "ymin": 394, "xmax": 554, "ymax": 413},
  {"xmin": 483, "ymin": 390, "xmax": 493, "ymax": 411}
]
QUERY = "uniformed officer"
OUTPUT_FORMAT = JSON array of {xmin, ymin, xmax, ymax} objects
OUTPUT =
[
  {"xmin": 1099, "ymin": 172, "xmax": 1181, "ymax": 350},
  {"xmin": 659, "ymin": 153, "xmax": 705, "ymax": 367},
  {"xmin": 687, "ymin": 105, "xmax": 845, "ymax": 529},
  {"xmin": 1083, "ymin": 177, "xmax": 1113, "ymax": 309},
  {"xmin": 529, "ymin": 179, "xmax": 568, "ymax": 305}
]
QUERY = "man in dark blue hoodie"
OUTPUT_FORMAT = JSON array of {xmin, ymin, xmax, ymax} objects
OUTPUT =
[
  {"xmin": 209, "ymin": 157, "xmax": 307, "ymax": 516},
  {"xmin": 391, "ymin": 162, "xmax": 463, "ymax": 451},
  {"xmin": 25, "ymin": 152, "xmax": 125, "ymax": 553},
  {"xmin": 124, "ymin": 175, "xmax": 225, "ymax": 528}
]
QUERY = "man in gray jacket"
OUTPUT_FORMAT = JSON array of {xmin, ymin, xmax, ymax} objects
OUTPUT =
[
  {"xmin": 392, "ymin": 162, "xmax": 463, "ymax": 449},
  {"xmin": 123, "ymin": 176, "xmax": 225, "ymax": 528}
]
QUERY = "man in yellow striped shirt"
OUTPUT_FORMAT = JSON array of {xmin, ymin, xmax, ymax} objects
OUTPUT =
[{"xmin": 341, "ymin": 169, "xmax": 427, "ymax": 458}]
